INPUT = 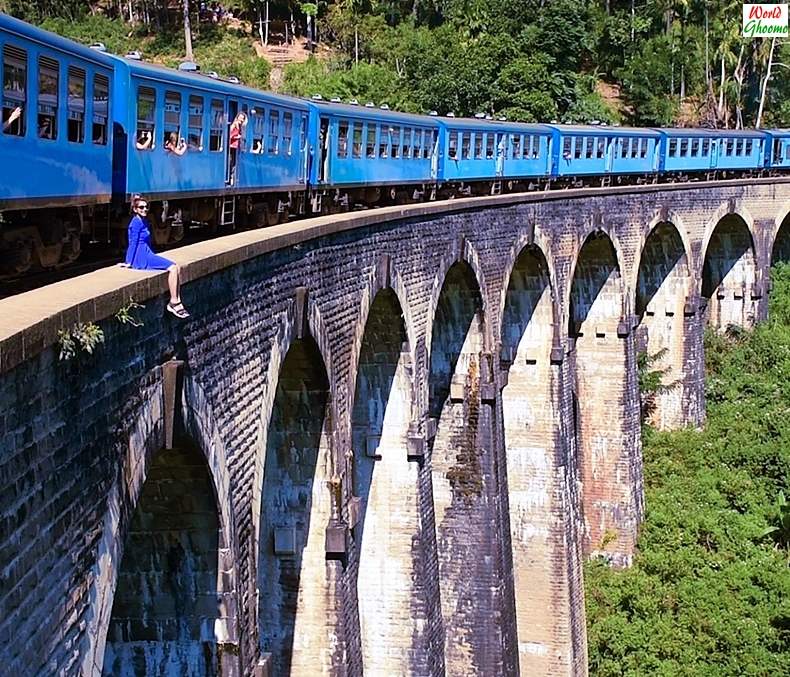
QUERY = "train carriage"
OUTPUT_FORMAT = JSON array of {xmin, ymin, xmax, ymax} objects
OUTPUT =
[
  {"xmin": 763, "ymin": 129, "xmax": 790, "ymax": 170},
  {"xmin": 547, "ymin": 125, "xmax": 661, "ymax": 181},
  {"xmin": 0, "ymin": 13, "xmax": 115, "ymax": 271},
  {"xmin": 438, "ymin": 117, "xmax": 553, "ymax": 191},
  {"xmin": 304, "ymin": 99, "xmax": 440, "ymax": 208},
  {"xmin": 109, "ymin": 54, "xmax": 311, "ymax": 234},
  {"xmin": 656, "ymin": 128, "xmax": 767, "ymax": 176}
]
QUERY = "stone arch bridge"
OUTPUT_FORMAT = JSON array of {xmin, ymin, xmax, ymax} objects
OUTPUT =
[{"xmin": 1, "ymin": 179, "xmax": 789, "ymax": 676}]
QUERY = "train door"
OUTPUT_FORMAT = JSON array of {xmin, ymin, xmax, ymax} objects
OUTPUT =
[
  {"xmin": 430, "ymin": 128, "xmax": 439, "ymax": 180},
  {"xmin": 226, "ymin": 99, "xmax": 238, "ymax": 183},
  {"xmin": 495, "ymin": 133, "xmax": 506, "ymax": 177},
  {"xmin": 318, "ymin": 116, "xmax": 329, "ymax": 182},
  {"xmin": 605, "ymin": 137, "xmax": 615, "ymax": 173},
  {"xmin": 710, "ymin": 138, "xmax": 719, "ymax": 169}
]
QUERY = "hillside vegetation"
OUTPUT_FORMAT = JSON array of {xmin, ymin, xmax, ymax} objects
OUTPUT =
[
  {"xmin": 585, "ymin": 263, "xmax": 790, "ymax": 675},
  {"xmin": 2, "ymin": 1, "xmax": 788, "ymax": 128}
]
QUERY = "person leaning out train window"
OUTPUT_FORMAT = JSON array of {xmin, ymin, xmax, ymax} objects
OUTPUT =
[
  {"xmin": 119, "ymin": 195, "xmax": 190, "ymax": 319},
  {"xmin": 3, "ymin": 106, "xmax": 22, "ymax": 134},
  {"xmin": 136, "ymin": 129, "xmax": 153, "ymax": 150},
  {"xmin": 227, "ymin": 112, "xmax": 247, "ymax": 185},
  {"xmin": 164, "ymin": 131, "xmax": 187, "ymax": 156}
]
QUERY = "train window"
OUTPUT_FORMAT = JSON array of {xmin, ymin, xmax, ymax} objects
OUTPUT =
[
  {"xmin": 269, "ymin": 110, "xmax": 280, "ymax": 154},
  {"xmin": 209, "ymin": 99, "xmax": 223, "ymax": 151},
  {"xmin": 402, "ymin": 127, "xmax": 412, "ymax": 158},
  {"xmin": 462, "ymin": 132, "xmax": 471, "ymax": 159},
  {"xmin": 379, "ymin": 125, "xmax": 388, "ymax": 157},
  {"xmin": 67, "ymin": 66, "xmax": 85, "ymax": 143},
  {"xmin": 733, "ymin": 139, "xmax": 741, "ymax": 156},
  {"xmin": 448, "ymin": 131, "xmax": 458, "ymax": 159},
  {"xmin": 188, "ymin": 95, "xmax": 204, "ymax": 151},
  {"xmin": 163, "ymin": 91, "xmax": 181, "ymax": 147},
  {"xmin": 785, "ymin": 145, "xmax": 790, "ymax": 160},
  {"xmin": 512, "ymin": 134, "xmax": 521, "ymax": 159},
  {"xmin": 283, "ymin": 112, "xmax": 293, "ymax": 155},
  {"xmin": 701, "ymin": 139, "xmax": 709, "ymax": 155},
  {"xmin": 640, "ymin": 139, "xmax": 648, "ymax": 158},
  {"xmin": 744, "ymin": 139, "xmax": 753, "ymax": 155},
  {"xmin": 597, "ymin": 137, "xmax": 605, "ymax": 158},
  {"xmin": 726, "ymin": 139, "xmax": 734, "ymax": 156},
  {"xmin": 562, "ymin": 137, "xmax": 571, "ymax": 159},
  {"xmin": 472, "ymin": 133, "xmax": 482, "ymax": 159},
  {"xmin": 573, "ymin": 138, "xmax": 581, "ymax": 159},
  {"xmin": 484, "ymin": 133, "xmax": 494, "ymax": 159},
  {"xmin": 250, "ymin": 109, "xmax": 264, "ymax": 153},
  {"xmin": 627, "ymin": 139, "xmax": 634, "ymax": 158},
  {"xmin": 585, "ymin": 137, "xmax": 594, "ymax": 159},
  {"xmin": 679, "ymin": 139, "xmax": 688, "ymax": 157},
  {"xmin": 689, "ymin": 139, "xmax": 698, "ymax": 156},
  {"xmin": 413, "ymin": 129, "xmax": 422, "ymax": 159},
  {"xmin": 136, "ymin": 87, "xmax": 155, "ymax": 150},
  {"xmin": 424, "ymin": 130, "xmax": 435, "ymax": 159},
  {"xmin": 37, "ymin": 56, "xmax": 58, "ymax": 140},
  {"xmin": 299, "ymin": 115, "xmax": 307, "ymax": 153},
  {"xmin": 350, "ymin": 121, "xmax": 361, "ymax": 158},
  {"xmin": 391, "ymin": 126, "xmax": 401, "ymax": 158},
  {"xmin": 92, "ymin": 74, "xmax": 109, "ymax": 145},
  {"xmin": 668, "ymin": 139, "xmax": 677, "ymax": 157},
  {"xmin": 337, "ymin": 119, "xmax": 348, "ymax": 158},
  {"xmin": 3, "ymin": 45, "xmax": 27, "ymax": 136},
  {"xmin": 366, "ymin": 124, "xmax": 376, "ymax": 158}
]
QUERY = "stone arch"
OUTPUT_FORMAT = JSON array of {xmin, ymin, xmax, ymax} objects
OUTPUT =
[
  {"xmin": 347, "ymin": 287, "xmax": 424, "ymax": 674},
  {"xmin": 256, "ymin": 330, "xmax": 334, "ymax": 675},
  {"xmin": 500, "ymin": 241, "xmax": 578, "ymax": 673},
  {"xmin": 82, "ymin": 370, "xmax": 238, "ymax": 676},
  {"xmin": 633, "ymin": 220, "xmax": 701, "ymax": 429},
  {"xmin": 771, "ymin": 211, "xmax": 790, "ymax": 265},
  {"xmin": 568, "ymin": 230, "xmax": 642, "ymax": 563},
  {"xmin": 423, "ymin": 238, "xmax": 492, "ymax": 378},
  {"xmin": 498, "ymin": 228, "xmax": 561, "ymax": 345},
  {"xmin": 563, "ymin": 224, "xmax": 630, "ymax": 335},
  {"xmin": 700, "ymin": 212, "xmax": 758, "ymax": 331}
]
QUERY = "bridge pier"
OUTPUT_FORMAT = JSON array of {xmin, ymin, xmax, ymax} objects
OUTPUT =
[{"xmin": 569, "ymin": 232, "xmax": 643, "ymax": 565}]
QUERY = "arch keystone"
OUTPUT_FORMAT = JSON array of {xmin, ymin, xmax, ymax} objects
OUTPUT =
[{"xmin": 376, "ymin": 253, "xmax": 392, "ymax": 289}]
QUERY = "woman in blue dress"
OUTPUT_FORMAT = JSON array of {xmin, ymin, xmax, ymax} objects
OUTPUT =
[{"xmin": 121, "ymin": 195, "xmax": 190, "ymax": 318}]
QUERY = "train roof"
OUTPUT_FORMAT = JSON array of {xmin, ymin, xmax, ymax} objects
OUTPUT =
[
  {"xmin": 761, "ymin": 129, "xmax": 790, "ymax": 138},
  {"xmin": 106, "ymin": 53, "xmax": 310, "ymax": 110},
  {"xmin": 436, "ymin": 116, "xmax": 554, "ymax": 133},
  {"xmin": 303, "ymin": 98, "xmax": 441, "ymax": 126},
  {"xmin": 546, "ymin": 124, "xmax": 661, "ymax": 137},
  {"xmin": 653, "ymin": 127, "xmax": 767, "ymax": 138},
  {"xmin": 0, "ymin": 12, "xmax": 115, "ymax": 69}
]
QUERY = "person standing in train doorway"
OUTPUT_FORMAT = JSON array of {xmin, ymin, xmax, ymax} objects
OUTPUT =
[
  {"xmin": 227, "ymin": 112, "xmax": 247, "ymax": 185},
  {"xmin": 120, "ymin": 195, "xmax": 190, "ymax": 319}
]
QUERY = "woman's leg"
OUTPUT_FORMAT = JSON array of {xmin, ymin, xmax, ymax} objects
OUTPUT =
[{"xmin": 167, "ymin": 264, "xmax": 180, "ymax": 304}]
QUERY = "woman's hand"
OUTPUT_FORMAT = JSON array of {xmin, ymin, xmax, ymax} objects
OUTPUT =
[{"xmin": 118, "ymin": 262, "xmax": 130, "ymax": 268}]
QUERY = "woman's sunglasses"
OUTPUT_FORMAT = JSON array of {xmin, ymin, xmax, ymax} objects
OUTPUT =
[{"xmin": 137, "ymin": 205, "xmax": 149, "ymax": 211}]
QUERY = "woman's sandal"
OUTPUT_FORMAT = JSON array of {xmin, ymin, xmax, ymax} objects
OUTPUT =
[{"xmin": 167, "ymin": 302, "xmax": 190, "ymax": 319}]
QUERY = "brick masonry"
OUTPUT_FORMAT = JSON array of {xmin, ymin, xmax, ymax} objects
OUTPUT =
[{"xmin": 1, "ymin": 180, "xmax": 789, "ymax": 676}]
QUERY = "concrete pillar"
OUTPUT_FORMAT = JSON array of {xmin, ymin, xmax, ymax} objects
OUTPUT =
[
  {"xmin": 428, "ymin": 262, "xmax": 507, "ymax": 676},
  {"xmin": 635, "ymin": 223, "xmax": 702, "ymax": 429},
  {"xmin": 257, "ymin": 337, "xmax": 337, "ymax": 676},
  {"xmin": 500, "ymin": 246, "xmax": 580, "ymax": 673},
  {"xmin": 349, "ymin": 290, "xmax": 426, "ymax": 675},
  {"xmin": 570, "ymin": 234, "xmax": 643, "ymax": 565}
]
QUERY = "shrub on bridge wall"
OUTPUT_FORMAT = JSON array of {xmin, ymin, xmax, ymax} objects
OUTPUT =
[{"xmin": 585, "ymin": 263, "xmax": 790, "ymax": 676}]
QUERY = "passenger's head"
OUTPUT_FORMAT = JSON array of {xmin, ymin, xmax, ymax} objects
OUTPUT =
[
  {"xmin": 234, "ymin": 112, "xmax": 247, "ymax": 127},
  {"xmin": 168, "ymin": 131, "xmax": 178, "ymax": 145},
  {"xmin": 131, "ymin": 195, "xmax": 149, "ymax": 217}
]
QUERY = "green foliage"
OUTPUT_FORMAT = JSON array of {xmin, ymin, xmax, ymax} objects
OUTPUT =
[
  {"xmin": 57, "ymin": 321, "xmax": 105, "ymax": 361},
  {"xmin": 115, "ymin": 298, "xmax": 145, "ymax": 328},
  {"xmin": 586, "ymin": 264, "xmax": 790, "ymax": 675}
]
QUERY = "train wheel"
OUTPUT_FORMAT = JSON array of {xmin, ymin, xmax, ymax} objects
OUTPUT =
[{"xmin": 0, "ymin": 239, "xmax": 33, "ymax": 275}]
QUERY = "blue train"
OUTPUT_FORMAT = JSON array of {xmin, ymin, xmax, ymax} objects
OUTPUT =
[{"xmin": 2, "ymin": 12, "xmax": 790, "ymax": 275}]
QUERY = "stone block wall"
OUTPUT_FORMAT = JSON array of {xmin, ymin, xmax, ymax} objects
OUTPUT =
[{"xmin": 0, "ymin": 180, "xmax": 789, "ymax": 676}]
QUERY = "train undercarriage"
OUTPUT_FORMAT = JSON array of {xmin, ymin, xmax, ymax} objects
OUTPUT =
[{"xmin": 0, "ymin": 168, "xmax": 779, "ymax": 280}]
